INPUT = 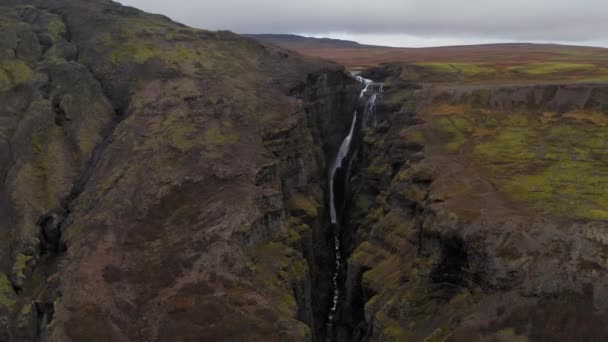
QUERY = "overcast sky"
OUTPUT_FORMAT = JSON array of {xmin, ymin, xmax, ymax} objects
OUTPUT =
[{"xmin": 118, "ymin": 0, "xmax": 608, "ymax": 48}]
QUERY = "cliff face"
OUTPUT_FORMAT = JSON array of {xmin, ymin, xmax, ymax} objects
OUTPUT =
[
  {"xmin": 0, "ymin": 1, "xmax": 361, "ymax": 340},
  {"xmin": 338, "ymin": 66, "xmax": 608, "ymax": 341}
]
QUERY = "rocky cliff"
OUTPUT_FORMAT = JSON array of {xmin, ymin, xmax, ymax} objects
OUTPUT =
[
  {"xmin": 335, "ymin": 65, "xmax": 608, "ymax": 341},
  {"xmin": 0, "ymin": 0, "xmax": 362, "ymax": 340}
]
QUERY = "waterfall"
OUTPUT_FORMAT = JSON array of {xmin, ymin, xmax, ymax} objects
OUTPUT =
[
  {"xmin": 326, "ymin": 73, "xmax": 383, "ymax": 341},
  {"xmin": 329, "ymin": 76, "xmax": 374, "ymax": 225}
]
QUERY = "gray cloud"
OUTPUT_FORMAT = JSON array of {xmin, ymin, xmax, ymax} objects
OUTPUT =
[{"xmin": 117, "ymin": 0, "xmax": 608, "ymax": 47}]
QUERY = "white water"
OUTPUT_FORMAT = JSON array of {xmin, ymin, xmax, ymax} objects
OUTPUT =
[
  {"xmin": 326, "ymin": 74, "xmax": 383, "ymax": 340},
  {"xmin": 329, "ymin": 76, "xmax": 373, "ymax": 225}
]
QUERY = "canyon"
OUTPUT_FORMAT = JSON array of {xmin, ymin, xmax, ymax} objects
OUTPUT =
[{"xmin": 1, "ymin": 1, "xmax": 608, "ymax": 342}]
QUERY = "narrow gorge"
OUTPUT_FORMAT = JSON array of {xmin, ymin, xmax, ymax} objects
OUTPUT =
[{"xmin": 326, "ymin": 74, "xmax": 383, "ymax": 341}]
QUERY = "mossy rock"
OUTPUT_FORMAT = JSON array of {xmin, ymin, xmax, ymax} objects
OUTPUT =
[
  {"xmin": 287, "ymin": 194, "xmax": 319, "ymax": 218},
  {"xmin": 0, "ymin": 273, "xmax": 16, "ymax": 308},
  {"xmin": 423, "ymin": 327, "xmax": 451, "ymax": 342},
  {"xmin": 11, "ymin": 253, "xmax": 33, "ymax": 287}
]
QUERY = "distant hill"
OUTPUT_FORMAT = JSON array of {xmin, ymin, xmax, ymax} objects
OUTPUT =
[
  {"xmin": 246, "ymin": 34, "xmax": 608, "ymax": 71},
  {"xmin": 246, "ymin": 34, "xmax": 382, "ymax": 49}
]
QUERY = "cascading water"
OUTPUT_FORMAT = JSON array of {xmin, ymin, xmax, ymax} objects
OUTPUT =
[
  {"xmin": 326, "ymin": 73, "xmax": 383, "ymax": 341},
  {"xmin": 329, "ymin": 77, "xmax": 373, "ymax": 225}
]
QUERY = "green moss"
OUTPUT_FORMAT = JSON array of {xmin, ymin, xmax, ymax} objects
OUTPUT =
[
  {"xmin": 283, "ymin": 217, "xmax": 311, "ymax": 247},
  {"xmin": 362, "ymin": 256, "xmax": 403, "ymax": 290},
  {"xmin": 287, "ymin": 194, "xmax": 318, "ymax": 218},
  {"xmin": 474, "ymin": 126, "xmax": 535, "ymax": 162},
  {"xmin": 1, "ymin": 60, "xmax": 33, "ymax": 85},
  {"xmin": 508, "ymin": 63, "xmax": 595, "ymax": 75},
  {"xmin": 0, "ymin": 68, "xmax": 10, "ymax": 92},
  {"xmin": 367, "ymin": 156, "xmax": 390, "ymax": 176},
  {"xmin": 447, "ymin": 104, "xmax": 608, "ymax": 220},
  {"xmin": 351, "ymin": 241, "xmax": 377, "ymax": 264},
  {"xmin": 436, "ymin": 115, "xmax": 473, "ymax": 152},
  {"xmin": 472, "ymin": 113, "xmax": 608, "ymax": 219},
  {"xmin": 20, "ymin": 303, "xmax": 32, "ymax": 316},
  {"xmin": 417, "ymin": 62, "xmax": 494, "ymax": 78},
  {"xmin": 170, "ymin": 121, "xmax": 196, "ymax": 151},
  {"xmin": 502, "ymin": 158, "xmax": 608, "ymax": 219},
  {"xmin": 380, "ymin": 317, "xmax": 410, "ymax": 341},
  {"xmin": 252, "ymin": 241, "xmax": 309, "ymax": 317},
  {"xmin": 424, "ymin": 327, "xmax": 450, "ymax": 342},
  {"xmin": 100, "ymin": 16, "xmax": 203, "ymax": 66},
  {"xmin": 0, "ymin": 59, "xmax": 33, "ymax": 91},
  {"xmin": 493, "ymin": 328, "xmax": 528, "ymax": 342},
  {"xmin": 12, "ymin": 253, "xmax": 33, "ymax": 281},
  {"xmin": 25, "ymin": 123, "xmax": 69, "ymax": 208},
  {"xmin": 203, "ymin": 126, "xmax": 239, "ymax": 146},
  {"xmin": 0, "ymin": 273, "xmax": 16, "ymax": 308},
  {"xmin": 47, "ymin": 18, "xmax": 66, "ymax": 41}
]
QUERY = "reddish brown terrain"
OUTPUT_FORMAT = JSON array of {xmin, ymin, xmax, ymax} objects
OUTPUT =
[{"xmin": 250, "ymin": 34, "xmax": 608, "ymax": 69}]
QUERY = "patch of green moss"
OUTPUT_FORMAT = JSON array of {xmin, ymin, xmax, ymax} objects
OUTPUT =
[
  {"xmin": 282, "ymin": 217, "xmax": 311, "ymax": 247},
  {"xmin": 12, "ymin": 253, "xmax": 33, "ymax": 282},
  {"xmin": 287, "ymin": 194, "xmax": 318, "ymax": 218},
  {"xmin": 20, "ymin": 302, "xmax": 32, "ymax": 316},
  {"xmin": 416, "ymin": 62, "xmax": 495, "ymax": 81},
  {"xmin": 0, "ymin": 60, "xmax": 33, "ymax": 85},
  {"xmin": 508, "ymin": 63, "xmax": 595, "ymax": 75},
  {"xmin": 0, "ymin": 59, "xmax": 33, "ymax": 91},
  {"xmin": 25, "ymin": 123, "xmax": 69, "ymax": 208},
  {"xmin": 367, "ymin": 156, "xmax": 390, "ymax": 176},
  {"xmin": 0, "ymin": 69, "xmax": 10, "ymax": 92},
  {"xmin": 362, "ymin": 256, "xmax": 403, "ymax": 291},
  {"xmin": 46, "ymin": 17, "xmax": 66, "ymax": 41},
  {"xmin": 252, "ymin": 241, "xmax": 309, "ymax": 316},
  {"xmin": 493, "ymin": 328, "xmax": 528, "ymax": 342},
  {"xmin": 470, "ymin": 113, "xmax": 608, "ymax": 219},
  {"xmin": 0, "ymin": 273, "xmax": 16, "ymax": 308},
  {"xmin": 351, "ymin": 241, "xmax": 380, "ymax": 266},
  {"xmin": 100, "ymin": 16, "xmax": 205, "ymax": 66},
  {"xmin": 170, "ymin": 121, "xmax": 197, "ymax": 151},
  {"xmin": 380, "ymin": 317, "xmax": 410, "ymax": 341},
  {"xmin": 436, "ymin": 115, "xmax": 474, "ymax": 152},
  {"xmin": 203, "ymin": 125, "xmax": 239, "ymax": 146},
  {"xmin": 502, "ymin": 158, "xmax": 608, "ymax": 219},
  {"xmin": 446, "ymin": 104, "xmax": 608, "ymax": 220},
  {"xmin": 424, "ymin": 327, "xmax": 451, "ymax": 342},
  {"xmin": 474, "ymin": 126, "xmax": 535, "ymax": 162},
  {"xmin": 418, "ymin": 62, "xmax": 494, "ymax": 77}
]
